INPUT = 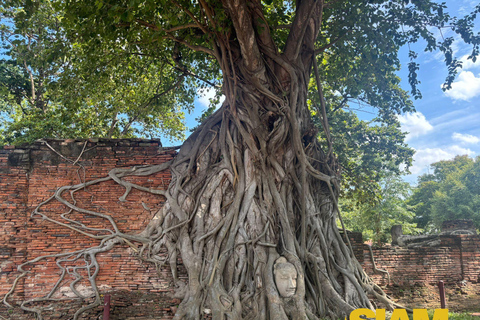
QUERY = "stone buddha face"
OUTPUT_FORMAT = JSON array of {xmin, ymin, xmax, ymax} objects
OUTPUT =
[{"xmin": 273, "ymin": 257, "xmax": 297, "ymax": 298}]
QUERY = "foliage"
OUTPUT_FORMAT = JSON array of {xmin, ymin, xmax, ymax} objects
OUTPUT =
[
  {"xmin": 409, "ymin": 155, "xmax": 480, "ymax": 231},
  {"xmin": 313, "ymin": 106, "xmax": 413, "ymax": 205},
  {"xmin": 307, "ymin": 0, "xmax": 478, "ymax": 205},
  {"xmin": 0, "ymin": 0, "xmax": 191, "ymax": 145},
  {"xmin": 417, "ymin": 311, "xmax": 480, "ymax": 320},
  {"xmin": 1, "ymin": 0, "xmax": 67, "ymax": 143},
  {"xmin": 447, "ymin": 313, "xmax": 480, "ymax": 320},
  {"xmin": 341, "ymin": 173, "xmax": 419, "ymax": 245}
]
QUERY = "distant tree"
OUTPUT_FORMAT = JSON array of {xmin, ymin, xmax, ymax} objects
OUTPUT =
[
  {"xmin": 408, "ymin": 177, "xmax": 439, "ymax": 231},
  {"xmin": 0, "ymin": 0, "xmax": 69, "ymax": 143},
  {"xmin": 409, "ymin": 155, "xmax": 480, "ymax": 231},
  {"xmin": 342, "ymin": 173, "xmax": 419, "ymax": 245}
]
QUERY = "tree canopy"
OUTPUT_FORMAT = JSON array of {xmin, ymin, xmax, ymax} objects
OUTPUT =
[
  {"xmin": 1, "ymin": 0, "xmax": 192, "ymax": 144},
  {"xmin": 409, "ymin": 155, "xmax": 480, "ymax": 231},
  {"xmin": 4, "ymin": 0, "xmax": 478, "ymax": 204},
  {"xmin": 2, "ymin": 0, "xmax": 479, "ymax": 145}
]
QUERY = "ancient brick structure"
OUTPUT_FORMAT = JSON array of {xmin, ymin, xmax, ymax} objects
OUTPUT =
[
  {"xmin": 1, "ymin": 139, "xmax": 179, "ymax": 319},
  {"xmin": 1, "ymin": 139, "xmax": 480, "ymax": 319},
  {"xmin": 353, "ymin": 232, "xmax": 480, "ymax": 287},
  {"xmin": 441, "ymin": 219, "xmax": 476, "ymax": 232}
]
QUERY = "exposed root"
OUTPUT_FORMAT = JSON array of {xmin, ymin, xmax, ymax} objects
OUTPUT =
[
  {"xmin": 365, "ymin": 244, "xmax": 391, "ymax": 284},
  {"xmin": 2, "ymin": 124, "xmax": 402, "ymax": 319},
  {"xmin": 2, "ymin": 159, "xmax": 173, "ymax": 319}
]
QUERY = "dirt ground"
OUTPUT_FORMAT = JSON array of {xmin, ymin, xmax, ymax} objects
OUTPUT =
[{"xmin": 385, "ymin": 282, "xmax": 480, "ymax": 313}]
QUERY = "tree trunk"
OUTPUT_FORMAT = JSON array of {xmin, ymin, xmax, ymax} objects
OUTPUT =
[{"xmin": 138, "ymin": 43, "xmax": 388, "ymax": 317}]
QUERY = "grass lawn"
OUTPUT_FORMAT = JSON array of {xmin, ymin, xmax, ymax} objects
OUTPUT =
[{"xmin": 446, "ymin": 312, "xmax": 480, "ymax": 320}]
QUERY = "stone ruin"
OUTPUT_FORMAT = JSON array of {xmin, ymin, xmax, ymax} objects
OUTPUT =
[{"xmin": 391, "ymin": 219, "xmax": 478, "ymax": 248}]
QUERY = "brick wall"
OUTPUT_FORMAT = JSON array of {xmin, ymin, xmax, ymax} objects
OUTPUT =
[
  {"xmin": 0, "ymin": 145, "xmax": 30, "ymax": 307},
  {"xmin": 441, "ymin": 219, "xmax": 476, "ymax": 232},
  {"xmin": 2, "ymin": 140, "xmax": 480, "ymax": 319},
  {"xmin": 457, "ymin": 235, "xmax": 480, "ymax": 283},
  {"xmin": 355, "ymin": 233, "xmax": 480, "ymax": 287},
  {"xmin": 0, "ymin": 139, "xmax": 179, "ymax": 319}
]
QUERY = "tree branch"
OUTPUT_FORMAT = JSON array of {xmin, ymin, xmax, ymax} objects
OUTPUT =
[
  {"xmin": 108, "ymin": 112, "xmax": 119, "ymax": 138},
  {"xmin": 314, "ymin": 33, "xmax": 349, "ymax": 55},
  {"xmin": 163, "ymin": 33, "xmax": 216, "ymax": 57},
  {"xmin": 134, "ymin": 19, "xmax": 159, "ymax": 31},
  {"xmin": 197, "ymin": 0, "xmax": 217, "ymax": 30},
  {"xmin": 313, "ymin": 56, "xmax": 333, "ymax": 158},
  {"xmin": 164, "ymin": 23, "xmax": 202, "ymax": 33},
  {"xmin": 250, "ymin": 0, "xmax": 278, "ymax": 55},
  {"xmin": 171, "ymin": 0, "xmax": 210, "ymax": 35},
  {"xmin": 172, "ymin": 64, "xmax": 220, "ymax": 88},
  {"xmin": 283, "ymin": 0, "xmax": 317, "ymax": 61},
  {"xmin": 122, "ymin": 75, "xmax": 185, "ymax": 135},
  {"xmin": 273, "ymin": 24, "xmax": 292, "ymax": 30},
  {"xmin": 332, "ymin": 96, "xmax": 349, "ymax": 113},
  {"xmin": 23, "ymin": 59, "xmax": 36, "ymax": 105},
  {"xmin": 220, "ymin": 0, "xmax": 265, "ymax": 75}
]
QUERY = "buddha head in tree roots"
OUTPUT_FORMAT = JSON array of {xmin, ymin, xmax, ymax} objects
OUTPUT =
[{"xmin": 274, "ymin": 257, "xmax": 297, "ymax": 298}]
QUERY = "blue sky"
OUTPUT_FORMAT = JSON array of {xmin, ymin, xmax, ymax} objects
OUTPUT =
[
  {"xmin": 395, "ymin": 0, "xmax": 480, "ymax": 183},
  {"xmin": 188, "ymin": 0, "xmax": 480, "ymax": 185}
]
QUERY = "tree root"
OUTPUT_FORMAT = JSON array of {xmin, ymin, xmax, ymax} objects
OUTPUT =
[
  {"xmin": 365, "ymin": 244, "xmax": 391, "ymax": 284},
  {"xmin": 2, "ymin": 154, "xmax": 174, "ymax": 319}
]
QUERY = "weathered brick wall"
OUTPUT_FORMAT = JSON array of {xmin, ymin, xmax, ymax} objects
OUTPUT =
[
  {"xmin": 0, "ymin": 145, "xmax": 30, "ymax": 305},
  {"xmin": 355, "ymin": 233, "xmax": 480, "ymax": 287},
  {"xmin": 457, "ymin": 235, "xmax": 480, "ymax": 283},
  {"xmin": 441, "ymin": 219, "xmax": 476, "ymax": 232},
  {"xmin": 362, "ymin": 245, "xmax": 463, "ymax": 286},
  {"xmin": 2, "ymin": 140, "xmax": 480, "ymax": 319},
  {"xmin": 1, "ymin": 139, "xmax": 180, "ymax": 319}
]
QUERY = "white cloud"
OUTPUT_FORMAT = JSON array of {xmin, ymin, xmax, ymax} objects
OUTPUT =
[
  {"xmin": 397, "ymin": 112, "xmax": 434, "ymax": 141},
  {"xmin": 410, "ymin": 146, "xmax": 475, "ymax": 175},
  {"xmin": 196, "ymin": 87, "xmax": 225, "ymax": 109},
  {"xmin": 459, "ymin": 54, "xmax": 480, "ymax": 71},
  {"xmin": 452, "ymin": 132, "xmax": 480, "ymax": 144},
  {"xmin": 458, "ymin": 0, "xmax": 479, "ymax": 15},
  {"xmin": 443, "ymin": 71, "xmax": 480, "ymax": 101},
  {"xmin": 432, "ymin": 111, "xmax": 480, "ymax": 133}
]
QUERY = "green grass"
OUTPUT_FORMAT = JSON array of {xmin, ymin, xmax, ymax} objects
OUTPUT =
[{"xmin": 445, "ymin": 312, "xmax": 479, "ymax": 320}]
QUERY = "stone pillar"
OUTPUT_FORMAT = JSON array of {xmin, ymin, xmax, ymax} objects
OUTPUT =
[{"xmin": 391, "ymin": 225, "xmax": 403, "ymax": 246}]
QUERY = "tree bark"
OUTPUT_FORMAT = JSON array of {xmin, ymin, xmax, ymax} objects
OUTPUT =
[{"xmin": 138, "ymin": 12, "xmax": 386, "ymax": 314}]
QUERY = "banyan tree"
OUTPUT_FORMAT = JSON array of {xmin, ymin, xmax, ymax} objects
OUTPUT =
[{"xmin": 3, "ymin": 0, "xmax": 479, "ymax": 319}]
